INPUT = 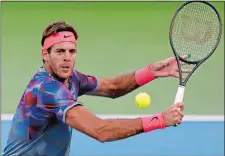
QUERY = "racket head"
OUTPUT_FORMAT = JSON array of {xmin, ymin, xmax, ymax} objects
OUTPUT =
[{"xmin": 169, "ymin": 0, "xmax": 222, "ymax": 65}]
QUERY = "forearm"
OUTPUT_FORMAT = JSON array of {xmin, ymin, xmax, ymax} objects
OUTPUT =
[
  {"xmin": 66, "ymin": 106, "xmax": 166, "ymax": 143},
  {"xmin": 86, "ymin": 115, "xmax": 165, "ymax": 142},
  {"xmin": 98, "ymin": 113, "xmax": 166, "ymax": 142},
  {"xmin": 106, "ymin": 72, "xmax": 140, "ymax": 98},
  {"xmin": 89, "ymin": 65, "xmax": 156, "ymax": 98},
  {"xmin": 96, "ymin": 118, "xmax": 143, "ymax": 142},
  {"xmin": 66, "ymin": 106, "xmax": 143, "ymax": 142}
]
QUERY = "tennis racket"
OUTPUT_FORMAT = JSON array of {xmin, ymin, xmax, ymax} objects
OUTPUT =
[{"xmin": 169, "ymin": 0, "xmax": 222, "ymax": 125}]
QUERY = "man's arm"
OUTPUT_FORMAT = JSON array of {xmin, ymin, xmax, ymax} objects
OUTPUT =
[
  {"xmin": 85, "ymin": 57, "xmax": 191, "ymax": 98},
  {"xmin": 66, "ymin": 105, "xmax": 143, "ymax": 142},
  {"xmin": 65, "ymin": 103, "xmax": 184, "ymax": 143},
  {"xmin": 87, "ymin": 72, "xmax": 140, "ymax": 99}
]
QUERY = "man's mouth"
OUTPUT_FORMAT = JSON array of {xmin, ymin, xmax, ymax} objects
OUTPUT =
[
  {"xmin": 61, "ymin": 65, "xmax": 70, "ymax": 69},
  {"xmin": 61, "ymin": 66, "xmax": 70, "ymax": 70}
]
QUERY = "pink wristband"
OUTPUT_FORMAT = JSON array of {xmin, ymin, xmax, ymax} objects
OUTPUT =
[
  {"xmin": 141, "ymin": 113, "xmax": 166, "ymax": 132},
  {"xmin": 135, "ymin": 65, "xmax": 156, "ymax": 86}
]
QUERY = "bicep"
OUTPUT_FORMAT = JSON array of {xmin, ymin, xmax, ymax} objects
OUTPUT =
[
  {"xmin": 85, "ymin": 78, "xmax": 115, "ymax": 97},
  {"xmin": 85, "ymin": 72, "xmax": 138, "ymax": 98},
  {"xmin": 75, "ymin": 71, "xmax": 99, "ymax": 96},
  {"xmin": 74, "ymin": 70, "xmax": 115, "ymax": 97}
]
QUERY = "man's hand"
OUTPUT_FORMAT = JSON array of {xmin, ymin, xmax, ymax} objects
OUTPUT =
[
  {"xmin": 151, "ymin": 56, "xmax": 191, "ymax": 78},
  {"xmin": 162, "ymin": 102, "xmax": 184, "ymax": 126}
]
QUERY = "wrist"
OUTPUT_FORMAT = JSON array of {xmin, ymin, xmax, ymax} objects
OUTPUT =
[
  {"xmin": 135, "ymin": 65, "xmax": 157, "ymax": 86},
  {"xmin": 141, "ymin": 113, "xmax": 166, "ymax": 133}
]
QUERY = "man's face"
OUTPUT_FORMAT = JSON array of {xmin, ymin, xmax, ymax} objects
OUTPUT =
[{"xmin": 43, "ymin": 42, "xmax": 77, "ymax": 80}]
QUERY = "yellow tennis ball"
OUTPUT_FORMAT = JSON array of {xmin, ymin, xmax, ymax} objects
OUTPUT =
[{"xmin": 135, "ymin": 92, "xmax": 151, "ymax": 108}]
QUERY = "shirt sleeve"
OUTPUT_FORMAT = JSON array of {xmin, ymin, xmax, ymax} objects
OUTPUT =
[
  {"xmin": 74, "ymin": 70, "xmax": 98, "ymax": 96},
  {"xmin": 37, "ymin": 80, "xmax": 82, "ymax": 122}
]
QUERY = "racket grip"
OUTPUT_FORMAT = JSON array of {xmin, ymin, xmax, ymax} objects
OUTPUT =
[
  {"xmin": 174, "ymin": 85, "xmax": 185, "ymax": 127},
  {"xmin": 174, "ymin": 85, "xmax": 185, "ymax": 104}
]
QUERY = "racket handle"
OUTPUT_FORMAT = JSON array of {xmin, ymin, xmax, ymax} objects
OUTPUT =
[
  {"xmin": 174, "ymin": 85, "xmax": 185, "ymax": 104},
  {"xmin": 174, "ymin": 85, "xmax": 185, "ymax": 127}
]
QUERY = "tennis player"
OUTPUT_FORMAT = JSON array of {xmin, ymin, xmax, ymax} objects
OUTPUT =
[{"xmin": 3, "ymin": 21, "xmax": 189, "ymax": 156}]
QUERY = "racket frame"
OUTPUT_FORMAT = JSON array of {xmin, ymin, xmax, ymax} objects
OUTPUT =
[
  {"xmin": 169, "ymin": 0, "xmax": 223, "ymax": 86},
  {"xmin": 169, "ymin": 0, "xmax": 222, "ymax": 126}
]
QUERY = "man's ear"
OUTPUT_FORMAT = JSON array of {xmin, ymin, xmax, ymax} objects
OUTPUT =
[{"xmin": 42, "ymin": 48, "xmax": 48, "ymax": 62}]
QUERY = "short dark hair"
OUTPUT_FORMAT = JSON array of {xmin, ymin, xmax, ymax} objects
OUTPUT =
[{"xmin": 41, "ymin": 20, "xmax": 78, "ymax": 47}]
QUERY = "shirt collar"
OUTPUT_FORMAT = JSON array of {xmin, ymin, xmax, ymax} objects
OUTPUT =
[{"xmin": 37, "ymin": 66, "xmax": 74, "ymax": 86}]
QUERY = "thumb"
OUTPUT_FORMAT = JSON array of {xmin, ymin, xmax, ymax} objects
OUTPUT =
[{"xmin": 175, "ymin": 102, "xmax": 184, "ymax": 108}]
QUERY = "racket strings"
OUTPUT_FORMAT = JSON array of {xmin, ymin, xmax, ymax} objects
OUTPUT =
[{"xmin": 171, "ymin": 2, "xmax": 221, "ymax": 62}]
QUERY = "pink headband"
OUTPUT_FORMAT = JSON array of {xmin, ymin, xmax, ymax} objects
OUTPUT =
[{"xmin": 43, "ymin": 31, "xmax": 76, "ymax": 50}]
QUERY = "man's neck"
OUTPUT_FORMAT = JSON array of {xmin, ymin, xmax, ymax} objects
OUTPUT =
[{"xmin": 43, "ymin": 64, "xmax": 69, "ymax": 85}]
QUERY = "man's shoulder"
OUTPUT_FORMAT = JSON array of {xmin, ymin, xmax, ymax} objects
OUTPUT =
[
  {"xmin": 72, "ymin": 69, "xmax": 81, "ymax": 77},
  {"xmin": 20, "ymin": 70, "xmax": 55, "ymax": 107},
  {"xmin": 71, "ymin": 70, "xmax": 81, "ymax": 83},
  {"xmin": 24, "ymin": 69, "xmax": 55, "ymax": 95},
  {"xmin": 72, "ymin": 69, "xmax": 97, "ymax": 80}
]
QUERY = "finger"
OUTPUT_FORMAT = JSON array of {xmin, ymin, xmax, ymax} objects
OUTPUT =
[
  {"xmin": 178, "ymin": 103, "xmax": 184, "ymax": 111},
  {"xmin": 174, "ymin": 116, "xmax": 181, "ymax": 125},
  {"xmin": 173, "ymin": 116, "xmax": 182, "ymax": 126},
  {"xmin": 179, "ymin": 61, "xmax": 187, "ymax": 65},
  {"xmin": 175, "ymin": 67, "xmax": 192, "ymax": 72},
  {"xmin": 177, "ymin": 115, "xmax": 183, "ymax": 123},
  {"xmin": 173, "ymin": 111, "xmax": 179, "ymax": 117},
  {"xmin": 179, "ymin": 104, "xmax": 184, "ymax": 111},
  {"xmin": 170, "ymin": 106, "xmax": 179, "ymax": 113},
  {"xmin": 170, "ymin": 57, "xmax": 177, "ymax": 62},
  {"xmin": 169, "ymin": 71, "xmax": 179, "ymax": 78},
  {"xmin": 173, "ymin": 102, "xmax": 184, "ymax": 108},
  {"xmin": 170, "ymin": 106, "xmax": 178, "ymax": 111},
  {"xmin": 175, "ymin": 102, "xmax": 184, "ymax": 108},
  {"xmin": 181, "ymin": 54, "xmax": 188, "ymax": 59},
  {"xmin": 164, "ymin": 57, "xmax": 176, "ymax": 63},
  {"xmin": 177, "ymin": 118, "xmax": 182, "ymax": 125},
  {"xmin": 171, "ymin": 72, "xmax": 180, "ymax": 78},
  {"xmin": 178, "ymin": 110, "xmax": 184, "ymax": 118},
  {"xmin": 175, "ymin": 67, "xmax": 192, "ymax": 73},
  {"xmin": 173, "ymin": 74, "xmax": 180, "ymax": 78},
  {"xmin": 181, "ymin": 69, "xmax": 192, "ymax": 73},
  {"xmin": 175, "ymin": 55, "xmax": 190, "ymax": 65}
]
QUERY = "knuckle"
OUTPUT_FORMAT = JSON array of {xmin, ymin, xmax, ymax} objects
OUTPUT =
[
  {"xmin": 171, "ymin": 106, "xmax": 176, "ymax": 112},
  {"xmin": 173, "ymin": 113, "xmax": 177, "ymax": 117},
  {"xmin": 173, "ymin": 118, "xmax": 177, "ymax": 122}
]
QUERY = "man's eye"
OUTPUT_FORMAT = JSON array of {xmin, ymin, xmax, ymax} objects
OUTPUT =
[
  {"xmin": 70, "ymin": 49, "xmax": 76, "ymax": 54},
  {"xmin": 56, "ymin": 50, "xmax": 64, "ymax": 53}
]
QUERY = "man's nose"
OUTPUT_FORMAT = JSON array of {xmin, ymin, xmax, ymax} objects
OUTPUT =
[{"xmin": 64, "ymin": 51, "xmax": 71, "ymax": 61}]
